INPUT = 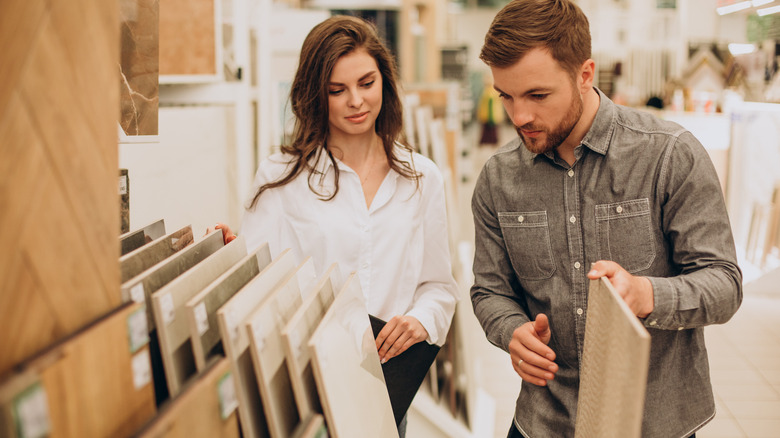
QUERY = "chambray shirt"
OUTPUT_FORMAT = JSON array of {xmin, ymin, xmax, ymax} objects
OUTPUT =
[{"xmin": 470, "ymin": 89, "xmax": 742, "ymax": 438}]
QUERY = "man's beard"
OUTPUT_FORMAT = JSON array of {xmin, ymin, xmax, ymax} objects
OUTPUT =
[{"xmin": 517, "ymin": 90, "xmax": 583, "ymax": 155}]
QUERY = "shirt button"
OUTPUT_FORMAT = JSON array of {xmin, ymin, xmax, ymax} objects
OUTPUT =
[
  {"xmin": 649, "ymin": 320, "xmax": 657, "ymax": 326},
  {"xmin": 569, "ymin": 216, "xmax": 576, "ymax": 223},
  {"xmin": 576, "ymin": 308, "xmax": 583, "ymax": 315},
  {"xmin": 574, "ymin": 261, "xmax": 581, "ymax": 269},
  {"xmin": 616, "ymin": 206, "xmax": 623, "ymax": 213},
  {"xmin": 518, "ymin": 215, "xmax": 524, "ymax": 223},
  {"xmin": 568, "ymin": 169, "xmax": 574, "ymax": 177}
]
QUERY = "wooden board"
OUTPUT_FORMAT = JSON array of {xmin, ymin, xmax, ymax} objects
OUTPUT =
[
  {"xmin": 122, "ymin": 229, "xmax": 222, "ymax": 330},
  {"xmin": 245, "ymin": 258, "xmax": 314, "ymax": 438},
  {"xmin": 217, "ymin": 249, "xmax": 297, "ymax": 438},
  {"xmin": 120, "ymin": 225, "xmax": 194, "ymax": 285},
  {"xmin": 133, "ymin": 357, "xmax": 240, "ymax": 438},
  {"xmin": 282, "ymin": 263, "xmax": 339, "ymax": 418},
  {"xmin": 291, "ymin": 413, "xmax": 327, "ymax": 438},
  {"xmin": 120, "ymin": 219, "xmax": 166, "ymax": 256},
  {"xmin": 151, "ymin": 237, "xmax": 247, "ymax": 396},
  {"xmin": 309, "ymin": 273, "xmax": 397, "ymax": 438},
  {"xmin": 185, "ymin": 243, "xmax": 273, "ymax": 372},
  {"xmin": 574, "ymin": 277, "xmax": 651, "ymax": 438},
  {"xmin": 0, "ymin": 302, "xmax": 155, "ymax": 438}
]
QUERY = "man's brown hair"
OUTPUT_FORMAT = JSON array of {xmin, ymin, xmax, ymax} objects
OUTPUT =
[{"xmin": 480, "ymin": 0, "xmax": 591, "ymax": 79}]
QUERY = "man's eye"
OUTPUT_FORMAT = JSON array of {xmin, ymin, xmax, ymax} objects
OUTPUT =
[{"xmin": 531, "ymin": 94, "xmax": 548, "ymax": 100}]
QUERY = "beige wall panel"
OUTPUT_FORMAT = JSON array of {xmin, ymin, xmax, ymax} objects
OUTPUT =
[
  {"xmin": 159, "ymin": 0, "xmax": 217, "ymax": 75},
  {"xmin": 0, "ymin": 0, "xmax": 120, "ymax": 378}
]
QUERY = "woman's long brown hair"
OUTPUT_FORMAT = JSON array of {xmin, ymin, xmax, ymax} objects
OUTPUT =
[{"xmin": 248, "ymin": 15, "xmax": 420, "ymax": 209}]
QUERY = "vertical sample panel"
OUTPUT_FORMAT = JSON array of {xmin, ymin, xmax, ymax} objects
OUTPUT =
[
  {"xmin": 0, "ymin": 302, "xmax": 155, "ymax": 438},
  {"xmin": 309, "ymin": 273, "xmax": 397, "ymax": 438},
  {"xmin": 245, "ymin": 258, "xmax": 315, "ymax": 437},
  {"xmin": 185, "ymin": 243, "xmax": 273, "ymax": 371},
  {"xmin": 217, "ymin": 250, "xmax": 297, "ymax": 438},
  {"xmin": 133, "ymin": 357, "xmax": 240, "ymax": 438},
  {"xmin": 0, "ymin": 0, "xmax": 120, "ymax": 379},
  {"xmin": 282, "ymin": 263, "xmax": 339, "ymax": 417},
  {"xmin": 119, "ymin": 0, "xmax": 159, "ymax": 135},
  {"xmin": 151, "ymin": 237, "xmax": 247, "ymax": 396},
  {"xmin": 120, "ymin": 219, "xmax": 166, "ymax": 256},
  {"xmin": 574, "ymin": 277, "xmax": 651, "ymax": 438}
]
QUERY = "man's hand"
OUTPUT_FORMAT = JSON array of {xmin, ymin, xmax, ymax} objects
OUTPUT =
[
  {"xmin": 375, "ymin": 315, "xmax": 428, "ymax": 364},
  {"xmin": 587, "ymin": 260, "xmax": 654, "ymax": 318},
  {"xmin": 509, "ymin": 314, "xmax": 558, "ymax": 386}
]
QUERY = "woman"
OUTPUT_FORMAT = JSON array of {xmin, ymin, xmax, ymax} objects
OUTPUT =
[{"xmin": 218, "ymin": 15, "xmax": 458, "ymax": 433}]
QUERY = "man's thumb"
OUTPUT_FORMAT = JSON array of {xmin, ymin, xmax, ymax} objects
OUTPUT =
[{"xmin": 534, "ymin": 313, "xmax": 550, "ymax": 337}]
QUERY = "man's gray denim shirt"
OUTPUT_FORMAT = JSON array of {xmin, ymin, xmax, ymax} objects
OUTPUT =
[{"xmin": 470, "ymin": 89, "xmax": 742, "ymax": 438}]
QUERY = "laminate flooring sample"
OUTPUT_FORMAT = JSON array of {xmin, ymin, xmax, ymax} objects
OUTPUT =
[
  {"xmin": 217, "ymin": 249, "xmax": 297, "ymax": 438},
  {"xmin": 120, "ymin": 219, "xmax": 166, "ymax": 256},
  {"xmin": 0, "ymin": 302, "xmax": 155, "ymax": 438},
  {"xmin": 309, "ymin": 273, "xmax": 397, "ymax": 438},
  {"xmin": 574, "ymin": 277, "xmax": 651, "ymax": 438},
  {"xmin": 132, "ymin": 357, "xmax": 240, "ymax": 438},
  {"xmin": 120, "ymin": 225, "xmax": 193, "ymax": 285},
  {"xmin": 245, "ymin": 258, "xmax": 314, "ymax": 438},
  {"xmin": 151, "ymin": 236, "xmax": 247, "ymax": 396},
  {"xmin": 185, "ymin": 242, "xmax": 272, "ymax": 372},
  {"xmin": 291, "ymin": 413, "xmax": 327, "ymax": 438},
  {"xmin": 282, "ymin": 263, "xmax": 339, "ymax": 418}
]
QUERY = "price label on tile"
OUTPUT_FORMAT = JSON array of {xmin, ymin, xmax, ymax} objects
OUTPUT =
[
  {"xmin": 160, "ymin": 294, "xmax": 175, "ymax": 326},
  {"xmin": 12, "ymin": 382, "xmax": 50, "ymax": 438},
  {"xmin": 194, "ymin": 302, "xmax": 209, "ymax": 336},
  {"xmin": 127, "ymin": 307, "xmax": 149, "ymax": 353},
  {"xmin": 130, "ymin": 282, "xmax": 145, "ymax": 304},
  {"xmin": 132, "ymin": 349, "xmax": 152, "ymax": 390},
  {"xmin": 217, "ymin": 371, "xmax": 238, "ymax": 420}
]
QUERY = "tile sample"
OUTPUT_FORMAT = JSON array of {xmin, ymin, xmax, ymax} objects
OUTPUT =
[
  {"xmin": 0, "ymin": 302, "xmax": 155, "ymax": 438},
  {"xmin": 151, "ymin": 237, "xmax": 247, "ymax": 396},
  {"xmin": 574, "ymin": 277, "xmax": 651, "ymax": 438},
  {"xmin": 282, "ymin": 263, "xmax": 340, "ymax": 418},
  {"xmin": 309, "ymin": 273, "xmax": 397, "ymax": 438},
  {"xmin": 185, "ymin": 243, "xmax": 273, "ymax": 371},
  {"xmin": 120, "ymin": 219, "xmax": 166, "ymax": 256},
  {"xmin": 120, "ymin": 225, "xmax": 194, "ymax": 285},
  {"xmin": 133, "ymin": 357, "xmax": 240, "ymax": 438},
  {"xmin": 217, "ymin": 249, "xmax": 297, "ymax": 438},
  {"xmin": 159, "ymin": 0, "xmax": 218, "ymax": 78},
  {"xmin": 119, "ymin": 0, "xmax": 158, "ymax": 136},
  {"xmin": 245, "ymin": 258, "xmax": 315, "ymax": 438},
  {"xmin": 291, "ymin": 413, "xmax": 327, "ymax": 438}
]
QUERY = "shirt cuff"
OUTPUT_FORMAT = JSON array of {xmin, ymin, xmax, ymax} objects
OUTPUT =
[{"xmin": 643, "ymin": 276, "xmax": 674, "ymax": 329}]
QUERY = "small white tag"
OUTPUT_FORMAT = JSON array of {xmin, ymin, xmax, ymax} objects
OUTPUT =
[
  {"xmin": 119, "ymin": 175, "xmax": 128, "ymax": 195},
  {"xmin": 127, "ymin": 307, "xmax": 149, "ymax": 353},
  {"xmin": 130, "ymin": 282, "xmax": 145, "ymax": 304},
  {"xmin": 160, "ymin": 294, "xmax": 175, "ymax": 326},
  {"xmin": 217, "ymin": 372, "xmax": 238, "ymax": 419},
  {"xmin": 194, "ymin": 302, "xmax": 209, "ymax": 336},
  {"xmin": 13, "ymin": 382, "xmax": 50, "ymax": 438},
  {"xmin": 132, "ymin": 349, "xmax": 152, "ymax": 390}
]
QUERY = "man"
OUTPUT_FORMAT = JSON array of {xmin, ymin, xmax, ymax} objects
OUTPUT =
[{"xmin": 469, "ymin": 1, "xmax": 742, "ymax": 437}]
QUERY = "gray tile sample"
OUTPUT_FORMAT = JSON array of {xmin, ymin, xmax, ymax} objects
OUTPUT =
[
  {"xmin": 119, "ymin": 219, "xmax": 166, "ymax": 256},
  {"xmin": 309, "ymin": 272, "xmax": 397, "ymax": 438},
  {"xmin": 574, "ymin": 277, "xmax": 651, "ymax": 438},
  {"xmin": 120, "ymin": 225, "xmax": 193, "ymax": 284}
]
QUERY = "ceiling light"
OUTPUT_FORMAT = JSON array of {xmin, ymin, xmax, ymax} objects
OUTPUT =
[{"xmin": 716, "ymin": 1, "xmax": 752, "ymax": 15}]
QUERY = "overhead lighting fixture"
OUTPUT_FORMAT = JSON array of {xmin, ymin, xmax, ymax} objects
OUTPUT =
[
  {"xmin": 752, "ymin": 0, "xmax": 775, "ymax": 6},
  {"xmin": 728, "ymin": 43, "xmax": 757, "ymax": 55},
  {"xmin": 758, "ymin": 4, "xmax": 780, "ymax": 14},
  {"xmin": 716, "ymin": 0, "xmax": 751, "ymax": 15}
]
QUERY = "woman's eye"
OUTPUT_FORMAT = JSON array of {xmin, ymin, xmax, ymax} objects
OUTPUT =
[
  {"xmin": 329, "ymin": 89, "xmax": 343, "ymax": 95},
  {"xmin": 361, "ymin": 80, "xmax": 375, "ymax": 88}
]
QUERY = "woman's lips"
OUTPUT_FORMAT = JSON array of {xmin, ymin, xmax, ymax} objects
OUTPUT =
[{"xmin": 346, "ymin": 112, "xmax": 369, "ymax": 123}]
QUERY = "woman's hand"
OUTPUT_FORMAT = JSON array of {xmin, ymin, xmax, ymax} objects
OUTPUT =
[
  {"xmin": 375, "ymin": 315, "xmax": 428, "ymax": 364},
  {"xmin": 206, "ymin": 222, "xmax": 237, "ymax": 245}
]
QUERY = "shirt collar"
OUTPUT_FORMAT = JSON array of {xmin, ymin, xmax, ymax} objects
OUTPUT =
[
  {"xmin": 311, "ymin": 141, "xmax": 412, "ymax": 176},
  {"xmin": 580, "ymin": 87, "xmax": 615, "ymax": 157}
]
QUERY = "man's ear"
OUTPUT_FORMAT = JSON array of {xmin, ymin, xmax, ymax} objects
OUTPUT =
[{"xmin": 579, "ymin": 59, "xmax": 596, "ymax": 92}]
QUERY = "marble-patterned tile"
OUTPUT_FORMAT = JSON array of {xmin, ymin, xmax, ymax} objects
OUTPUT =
[{"xmin": 119, "ymin": 0, "xmax": 158, "ymax": 136}]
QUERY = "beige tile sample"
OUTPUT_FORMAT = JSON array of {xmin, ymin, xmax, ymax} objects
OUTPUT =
[
  {"xmin": 245, "ymin": 258, "xmax": 315, "ymax": 438},
  {"xmin": 151, "ymin": 237, "xmax": 248, "ymax": 396},
  {"xmin": 282, "ymin": 263, "xmax": 340, "ymax": 418},
  {"xmin": 217, "ymin": 249, "xmax": 297, "ymax": 438},
  {"xmin": 291, "ymin": 413, "xmax": 327, "ymax": 438},
  {"xmin": 185, "ymin": 243, "xmax": 272, "ymax": 372},
  {"xmin": 133, "ymin": 357, "xmax": 240, "ymax": 438},
  {"xmin": 309, "ymin": 273, "xmax": 397, "ymax": 438},
  {"xmin": 574, "ymin": 277, "xmax": 651, "ymax": 438}
]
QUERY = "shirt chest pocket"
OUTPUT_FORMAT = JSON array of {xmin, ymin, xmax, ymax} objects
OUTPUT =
[
  {"xmin": 498, "ymin": 211, "xmax": 556, "ymax": 280},
  {"xmin": 595, "ymin": 198, "xmax": 655, "ymax": 273}
]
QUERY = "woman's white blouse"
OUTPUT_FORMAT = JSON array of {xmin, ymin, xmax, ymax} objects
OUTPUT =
[{"xmin": 240, "ymin": 146, "xmax": 459, "ymax": 346}]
